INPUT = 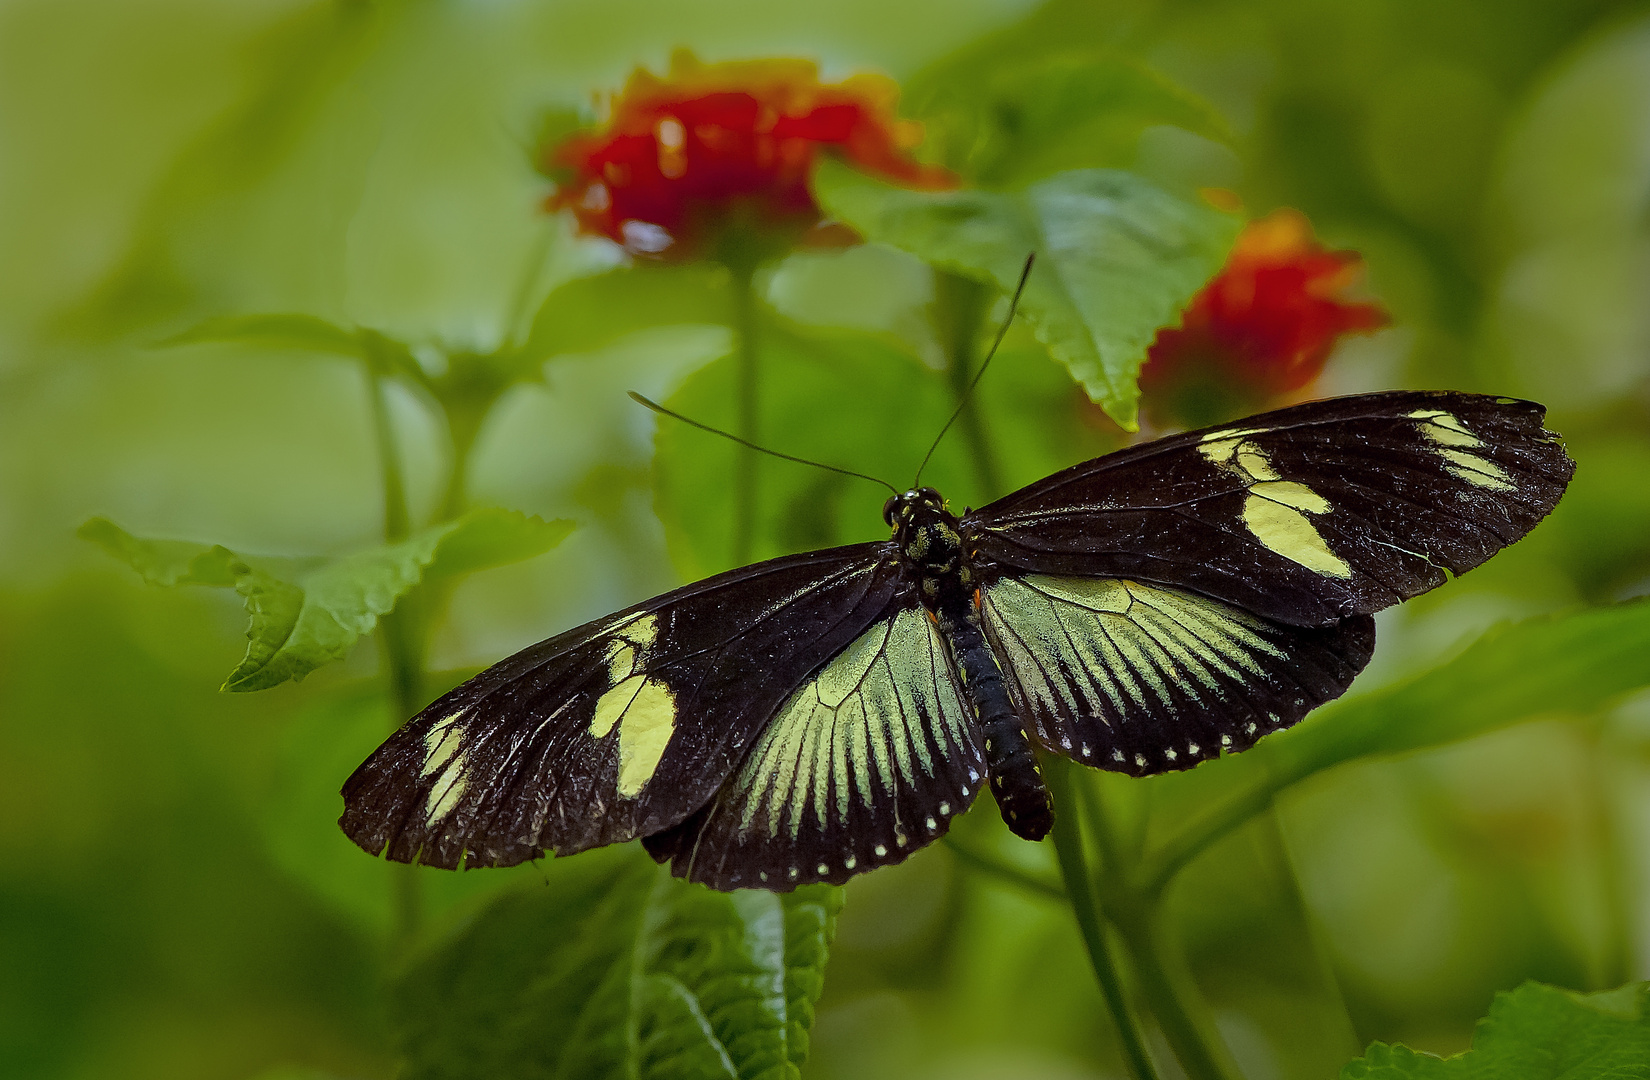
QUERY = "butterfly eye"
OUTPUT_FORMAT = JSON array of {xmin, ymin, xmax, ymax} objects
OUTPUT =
[{"xmin": 882, "ymin": 495, "xmax": 900, "ymax": 526}]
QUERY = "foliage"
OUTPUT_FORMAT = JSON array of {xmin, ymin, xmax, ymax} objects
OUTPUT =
[
  {"xmin": 394, "ymin": 852, "xmax": 842, "ymax": 1080},
  {"xmin": 79, "ymin": 511, "xmax": 572, "ymax": 691},
  {"xmin": 1342, "ymin": 982, "xmax": 1650, "ymax": 1079},
  {"xmin": 5, "ymin": 1, "xmax": 1650, "ymax": 1079}
]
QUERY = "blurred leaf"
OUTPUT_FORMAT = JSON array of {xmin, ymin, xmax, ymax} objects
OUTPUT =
[
  {"xmin": 655, "ymin": 318, "xmax": 1114, "ymax": 580},
  {"xmin": 517, "ymin": 264, "xmax": 730, "ymax": 368},
  {"xmin": 162, "ymin": 313, "xmax": 431, "ymax": 387},
  {"xmin": 422, "ymin": 507, "xmax": 575, "ymax": 579},
  {"xmin": 1143, "ymin": 599, "xmax": 1650, "ymax": 889},
  {"xmin": 260, "ymin": 682, "xmax": 529, "ymax": 938},
  {"xmin": 71, "ymin": 1, "xmax": 389, "ymax": 334},
  {"xmin": 653, "ymin": 321, "xmax": 960, "ymax": 581},
  {"xmin": 815, "ymin": 163, "xmax": 1240, "ymax": 429},
  {"xmin": 1272, "ymin": 599, "xmax": 1650, "ymax": 779},
  {"xmin": 906, "ymin": 50, "xmax": 1232, "ymax": 187},
  {"xmin": 163, "ymin": 312, "xmax": 367, "ymax": 356},
  {"xmin": 393, "ymin": 850, "xmax": 843, "ymax": 1080},
  {"xmin": 1341, "ymin": 981, "xmax": 1650, "ymax": 1078},
  {"xmin": 79, "ymin": 509, "xmax": 573, "ymax": 692}
]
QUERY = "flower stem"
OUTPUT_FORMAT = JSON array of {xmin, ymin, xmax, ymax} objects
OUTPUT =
[
  {"xmin": 730, "ymin": 262, "xmax": 761, "ymax": 566},
  {"xmin": 1080, "ymin": 774, "xmax": 1241, "ymax": 1080},
  {"xmin": 933, "ymin": 270, "xmax": 1002, "ymax": 498},
  {"xmin": 942, "ymin": 835, "xmax": 1067, "ymax": 903},
  {"xmin": 1044, "ymin": 757, "xmax": 1160, "ymax": 1080},
  {"xmin": 366, "ymin": 363, "xmax": 426, "ymax": 950}
]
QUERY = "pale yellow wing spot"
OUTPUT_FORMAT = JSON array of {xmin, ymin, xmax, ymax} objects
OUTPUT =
[
  {"xmin": 1249, "ymin": 480, "xmax": 1332, "ymax": 514},
  {"xmin": 1241, "ymin": 493, "xmax": 1353, "ymax": 578},
  {"xmin": 1436, "ymin": 448, "xmax": 1516, "ymax": 491},
  {"xmin": 1406, "ymin": 409, "xmax": 1484, "ymax": 448},
  {"xmin": 421, "ymin": 718, "xmax": 465, "ymax": 778},
  {"xmin": 425, "ymin": 748, "xmax": 470, "ymax": 823},
  {"xmin": 589, "ymin": 674, "xmax": 644, "ymax": 739},
  {"xmin": 1236, "ymin": 447, "xmax": 1281, "ymax": 481},
  {"xmin": 605, "ymin": 642, "xmax": 635, "ymax": 683},
  {"xmin": 615, "ymin": 678, "xmax": 676, "ymax": 798}
]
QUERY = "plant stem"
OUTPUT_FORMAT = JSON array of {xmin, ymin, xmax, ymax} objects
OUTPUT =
[
  {"xmin": 933, "ymin": 270, "xmax": 1002, "ymax": 498},
  {"xmin": 1080, "ymin": 772, "xmax": 1242, "ymax": 1080},
  {"xmin": 1141, "ymin": 773, "xmax": 1283, "ymax": 899},
  {"xmin": 366, "ymin": 363, "xmax": 425, "ymax": 949},
  {"xmin": 730, "ymin": 261, "xmax": 760, "ymax": 566},
  {"xmin": 1115, "ymin": 901, "xmax": 1244, "ymax": 1080},
  {"xmin": 1044, "ymin": 758, "xmax": 1160, "ymax": 1080},
  {"xmin": 942, "ymin": 835, "xmax": 1067, "ymax": 902}
]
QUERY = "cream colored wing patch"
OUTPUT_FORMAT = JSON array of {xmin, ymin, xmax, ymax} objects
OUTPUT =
[
  {"xmin": 673, "ymin": 604, "xmax": 984, "ymax": 889},
  {"xmin": 1202, "ymin": 429, "xmax": 1352, "ymax": 578},
  {"xmin": 980, "ymin": 574, "xmax": 1371, "ymax": 774},
  {"xmin": 1406, "ymin": 408, "xmax": 1516, "ymax": 491},
  {"xmin": 585, "ymin": 612, "xmax": 677, "ymax": 799}
]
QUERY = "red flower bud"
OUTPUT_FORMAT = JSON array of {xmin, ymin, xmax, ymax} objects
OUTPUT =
[
  {"xmin": 544, "ymin": 52, "xmax": 955, "ymax": 265},
  {"xmin": 1141, "ymin": 208, "xmax": 1389, "ymax": 427}
]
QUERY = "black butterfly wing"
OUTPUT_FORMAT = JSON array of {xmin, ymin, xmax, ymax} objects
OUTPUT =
[
  {"xmin": 978, "ymin": 574, "xmax": 1375, "ymax": 775},
  {"xmin": 643, "ymin": 600, "xmax": 985, "ymax": 890},
  {"xmin": 965, "ymin": 392, "xmax": 1575, "ymax": 626},
  {"xmin": 340, "ymin": 542, "xmax": 909, "ymax": 870}
]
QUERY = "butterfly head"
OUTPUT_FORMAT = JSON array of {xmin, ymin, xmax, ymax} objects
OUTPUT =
[{"xmin": 885, "ymin": 487, "xmax": 967, "ymax": 586}]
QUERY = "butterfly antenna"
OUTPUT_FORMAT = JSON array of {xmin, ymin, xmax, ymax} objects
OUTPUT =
[
  {"xmin": 912, "ymin": 253, "xmax": 1035, "ymax": 487},
  {"xmin": 629, "ymin": 392, "xmax": 899, "ymax": 494}
]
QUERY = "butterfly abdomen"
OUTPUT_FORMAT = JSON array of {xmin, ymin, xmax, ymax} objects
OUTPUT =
[{"xmin": 946, "ymin": 614, "xmax": 1054, "ymax": 841}]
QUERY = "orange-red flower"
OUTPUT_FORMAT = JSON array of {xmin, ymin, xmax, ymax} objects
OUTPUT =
[
  {"xmin": 1140, "ymin": 208, "xmax": 1389, "ymax": 426},
  {"xmin": 544, "ymin": 52, "xmax": 955, "ymax": 264}
]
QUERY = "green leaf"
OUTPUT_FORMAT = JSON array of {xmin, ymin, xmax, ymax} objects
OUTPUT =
[
  {"xmin": 517, "ymin": 264, "xmax": 731, "ymax": 367},
  {"xmin": 1341, "ymin": 981, "xmax": 1650, "ymax": 1079},
  {"xmin": 1140, "ymin": 600, "xmax": 1650, "ymax": 891},
  {"xmin": 79, "ymin": 509, "xmax": 573, "ymax": 692},
  {"xmin": 258, "ymin": 683, "xmax": 534, "ymax": 938},
  {"xmin": 814, "ymin": 163, "xmax": 1241, "ymax": 429},
  {"xmin": 161, "ymin": 314, "xmax": 430, "ymax": 387},
  {"xmin": 422, "ymin": 508, "xmax": 576, "ymax": 580},
  {"xmin": 905, "ymin": 50, "xmax": 1232, "ymax": 187},
  {"xmin": 654, "ymin": 314, "xmax": 1119, "ymax": 581},
  {"xmin": 161, "ymin": 312, "xmax": 367, "ymax": 356},
  {"xmin": 1272, "ymin": 599, "xmax": 1650, "ymax": 783},
  {"xmin": 393, "ymin": 850, "xmax": 843, "ymax": 1080}
]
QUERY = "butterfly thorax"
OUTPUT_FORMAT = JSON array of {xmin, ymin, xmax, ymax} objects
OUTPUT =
[
  {"xmin": 885, "ymin": 487, "xmax": 1054, "ymax": 840},
  {"xmin": 884, "ymin": 487, "xmax": 976, "ymax": 605}
]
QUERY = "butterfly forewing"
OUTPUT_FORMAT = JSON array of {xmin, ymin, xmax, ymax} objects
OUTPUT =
[
  {"xmin": 979, "ymin": 574, "xmax": 1375, "ymax": 776},
  {"xmin": 340, "ymin": 543, "xmax": 904, "ymax": 870},
  {"xmin": 643, "ymin": 602, "xmax": 983, "ymax": 890},
  {"xmin": 966, "ymin": 392, "xmax": 1574, "ymax": 625}
]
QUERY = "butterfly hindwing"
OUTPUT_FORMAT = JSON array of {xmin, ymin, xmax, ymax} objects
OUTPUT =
[
  {"xmin": 979, "ymin": 574, "xmax": 1375, "ymax": 776},
  {"xmin": 643, "ymin": 600, "xmax": 983, "ymax": 890},
  {"xmin": 966, "ymin": 392, "xmax": 1574, "ymax": 625},
  {"xmin": 339, "ymin": 543, "xmax": 907, "ymax": 870}
]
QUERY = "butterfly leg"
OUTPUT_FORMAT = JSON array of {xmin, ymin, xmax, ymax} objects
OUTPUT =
[{"xmin": 944, "ymin": 613, "xmax": 1054, "ymax": 841}]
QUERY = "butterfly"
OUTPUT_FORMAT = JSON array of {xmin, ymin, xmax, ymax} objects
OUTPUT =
[{"xmin": 340, "ymin": 389, "xmax": 1573, "ymax": 891}]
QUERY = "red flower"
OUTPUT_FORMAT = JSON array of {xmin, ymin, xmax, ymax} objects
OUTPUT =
[
  {"xmin": 544, "ymin": 52, "xmax": 955, "ymax": 264},
  {"xmin": 1141, "ymin": 208, "xmax": 1389, "ymax": 426}
]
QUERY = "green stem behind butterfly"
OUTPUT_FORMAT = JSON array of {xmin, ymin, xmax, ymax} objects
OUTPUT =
[
  {"xmin": 1045, "ymin": 756, "xmax": 1161, "ymax": 1080},
  {"xmin": 730, "ymin": 261, "xmax": 761, "ymax": 566},
  {"xmin": 366, "ymin": 363, "xmax": 427, "ymax": 950}
]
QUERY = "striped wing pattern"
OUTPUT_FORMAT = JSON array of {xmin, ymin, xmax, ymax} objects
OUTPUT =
[
  {"xmin": 644, "ymin": 603, "xmax": 983, "ymax": 889},
  {"xmin": 980, "ymin": 575, "xmax": 1375, "ymax": 775}
]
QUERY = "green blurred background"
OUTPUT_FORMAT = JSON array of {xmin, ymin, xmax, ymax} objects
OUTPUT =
[{"xmin": 4, "ymin": 0, "xmax": 1650, "ymax": 1077}]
